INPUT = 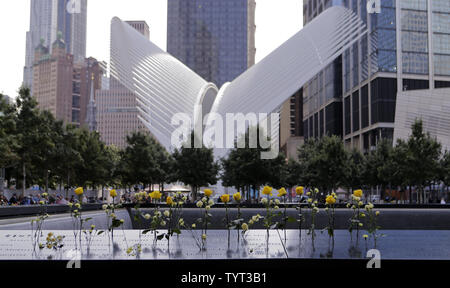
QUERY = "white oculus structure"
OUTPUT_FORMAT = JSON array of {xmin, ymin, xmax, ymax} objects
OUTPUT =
[{"xmin": 110, "ymin": 6, "xmax": 367, "ymax": 155}]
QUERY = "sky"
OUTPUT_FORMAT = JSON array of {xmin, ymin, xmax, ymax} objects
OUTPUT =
[{"xmin": 0, "ymin": 0, "xmax": 302, "ymax": 99}]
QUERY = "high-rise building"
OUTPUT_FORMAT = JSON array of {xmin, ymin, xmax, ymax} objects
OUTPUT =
[
  {"xmin": 32, "ymin": 35, "xmax": 74, "ymax": 124},
  {"xmin": 125, "ymin": 21, "xmax": 150, "ymax": 39},
  {"xmin": 167, "ymin": 0, "xmax": 256, "ymax": 87},
  {"xmin": 24, "ymin": 0, "xmax": 87, "ymax": 93},
  {"xmin": 32, "ymin": 34, "xmax": 102, "ymax": 127},
  {"xmin": 96, "ymin": 21, "xmax": 150, "ymax": 149},
  {"xmin": 280, "ymin": 89, "xmax": 304, "ymax": 159},
  {"xmin": 301, "ymin": 0, "xmax": 450, "ymax": 152}
]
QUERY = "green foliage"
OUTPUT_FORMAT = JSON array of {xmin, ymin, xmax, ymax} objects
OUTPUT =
[
  {"xmin": 343, "ymin": 148, "xmax": 365, "ymax": 190},
  {"xmin": 0, "ymin": 94, "xmax": 18, "ymax": 169},
  {"xmin": 220, "ymin": 126, "xmax": 289, "ymax": 200},
  {"xmin": 298, "ymin": 135, "xmax": 348, "ymax": 194},
  {"xmin": 173, "ymin": 132, "xmax": 219, "ymax": 200}
]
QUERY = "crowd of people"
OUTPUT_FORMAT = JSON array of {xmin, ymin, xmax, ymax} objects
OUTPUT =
[{"xmin": 0, "ymin": 192, "xmax": 105, "ymax": 206}]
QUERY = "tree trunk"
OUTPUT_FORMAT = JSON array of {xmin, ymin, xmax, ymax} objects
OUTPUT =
[
  {"xmin": 45, "ymin": 170, "xmax": 49, "ymax": 193},
  {"xmin": 67, "ymin": 174, "xmax": 70, "ymax": 200},
  {"xmin": 0, "ymin": 168, "xmax": 4, "ymax": 195},
  {"xmin": 22, "ymin": 163, "xmax": 26, "ymax": 197},
  {"xmin": 409, "ymin": 185, "xmax": 412, "ymax": 204}
]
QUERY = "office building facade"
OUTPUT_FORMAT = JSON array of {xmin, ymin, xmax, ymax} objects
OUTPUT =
[
  {"xmin": 302, "ymin": 0, "xmax": 450, "ymax": 152},
  {"xmin": 32, "ymin": 35, "xmax": 102, "ymax": 127},
  {"xmin": 24, "ymin": 0, "xmax": 87, "ymax": 93},
  {"xmin": 96, "ymin": 21, "xmax": 150, "ymax": 149},
  {"xmin": 167, "ymin": 0, "xmax": 256, "ymax": 88}
]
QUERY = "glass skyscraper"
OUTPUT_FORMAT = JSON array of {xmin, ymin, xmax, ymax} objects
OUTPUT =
[
  {"xmin": 302, "ymin": 0, "xmax": 450, "ymax": 152},
  {"xmin": 167, "ymin": 0, "xmax": 256, "ymax": 88}
]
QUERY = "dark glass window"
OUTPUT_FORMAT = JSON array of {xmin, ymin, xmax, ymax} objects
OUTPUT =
[
  {"xmin": 314, "ymin": 113, "xmax": 319, "ymax": 138},
  {"xmin": 371, "ymin": 78, "xmax": 397, "ymax": 124},
  {"xmin": 333, "ymin": 56, "xmax": 343, "ymax": 98},
  {"xmin": 402, "ymin": 79, "xmax": 429, "ymax": 91},
  {"xmin": 363, "ymin": 132, "xmax": 370, "ymax": 152},
  {"xmin": 72, "ymin": 95, "xmax": 80, "ymax": 109},
  {"xmin": 303, "ymin": 119, "xmax": 309, "ymax": 140},
  {"xmin": 361, "ymin": 85, "xmax": 369, "ymax": 128},
  {"xmin": 352, "ymin": 91, "xmax": 360, "ymax": 132},
  {"xmin": 309, "ymin": 116, "xmax": 314, "ymax": 138},
  {"xmin": 320, "ymin": 109, "xmax": 324, "ymax": 137},
  {"xmin": 325, "ymin": 102, "xmax": 343, "ymax": 137},
  {"xmin": 435, "ymin": 81, "xmax": 450, "ymax": 88},
  {"xmin": 72, "ymin": 110, "xmax": 80, "ymax": 123},
  {"xmin": 345, "ymin": 96, "xmax": 351, "ymax": 135}
]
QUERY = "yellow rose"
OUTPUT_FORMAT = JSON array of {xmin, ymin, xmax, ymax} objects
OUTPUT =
[
  {"xmin": 242, "ymin": 223, "xmax": 249, "ymax": 231},
  {"xmin": 204, "ymin": 189, "xmax": 213, "ymax": 197},
  {"xmin": 353, "ymin": 189, "xmax": 363, "ymax": 198},
  {"xmin": 325, "ymin": 195, "xmax": 336, "ymax": 205},
  {"xmin": 74, "ymin": 187, "xmax": 84, "ymax": 196},
  {"xmin": 166, "ymin": 196, "xmax": 174, "ymax": 205},
  {"xmin": 220, "ymin": 194, "xmax": 230, "ymax": 203},
  {"xmin": 296, "ymin": 186, "xmax": 304, "ymax": 195},
  {"xmin": 233, "ymin": 192, "xmax": 242, "ymax": 202},
  {"xmin": 262, "ymin": 186, "xmax": 273, "ymax": 196},
  {"xmin": 150, "ymin": 191, "xmax": 162, "ymax": 200},
  {"xmin": 277, "ymin": 188, "xmax": 287, "ymax": 197},
  {"xmin": 110, "ymin": 189, "xmax": 117, "ymax": 198}
]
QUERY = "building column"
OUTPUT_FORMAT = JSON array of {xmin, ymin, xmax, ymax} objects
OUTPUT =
[
  {"xmin": 396, "ymin": 0, "xmax": 403, "ymax": 93},
  {"xmin": 427, "ymin": 0, "xmax": 434, "ymax": 89}
]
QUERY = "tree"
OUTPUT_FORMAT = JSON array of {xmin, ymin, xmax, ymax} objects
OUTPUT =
[
  {"xmin": 298, "ymin": 138, "xmax": 321, "ymax": 188},
  {"xmin": 0, "ymin": 94, "xmax": 18, "ymax": 193},
  {"xmin": 173, "ymin": 132, "xmax": 219, "ymax": 201},
  {"xmin": 298, "ymin": 136, "xmax": 348, "ymax": 196},
  {"xmin": 391, "ymin": 139, "xmax": 411, "ymax": 202},
  {"xmin": 405, "ymin": 119, "xmax": 442, "ymax": 203},
  {"xmin": 32, "ymin": 110, "xmax": 61, "ymax": 193},
  {"xmin": 149, "ymin": 136, "xmax": 175, "ymax": 191},
  {"xmin": 343, "ymin": 148, "xmax": 365, "ymax": 193},
  {"xmin": 73, "ymin": 129, "xmax": 110, "ymax": 192},
  {"xmin": 220, "ymin": 126, "xmax": 284, "ymax": 201},
  {"xmin": 14, "ymin": 87, "xmax": 42, "ymax": 195},
  {"xmin": 362, "ymin": 139, "xmax": 394, "ymax": 200},
  {"xmin": 121, "ymin": 132, "xmax": 158, "ymax": 189},
  {"xmin": 440, "ymin": 150, "xmax": 450, "ymax": 202},
  {"xmin": 284, "ymin": 158, "xmax": 302, "ymax": 188},
  {"xmin": 53, "ymin": 124, "xmax": 83, "ymax": 197}
]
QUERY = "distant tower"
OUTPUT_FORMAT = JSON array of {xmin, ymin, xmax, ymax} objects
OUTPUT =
[
  {"xmin": 86, "ymin": 75, "xmax": 97, "ymax": 132},
  {"xmin": 167, "ymin": 0, "xmax": 256, "ymax": 87},
  {"xmin": 24, "ymin": 0, "xmax": 87, "ymax": 94},
  {"xmin": 125, "ymin": 21, "xmax": 150, "ymax": 40}
]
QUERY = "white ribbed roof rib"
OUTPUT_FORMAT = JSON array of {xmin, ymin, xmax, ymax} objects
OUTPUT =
[{"xmin": 110, "ymin": 6, "xmax": 366, "ymax": 152}]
